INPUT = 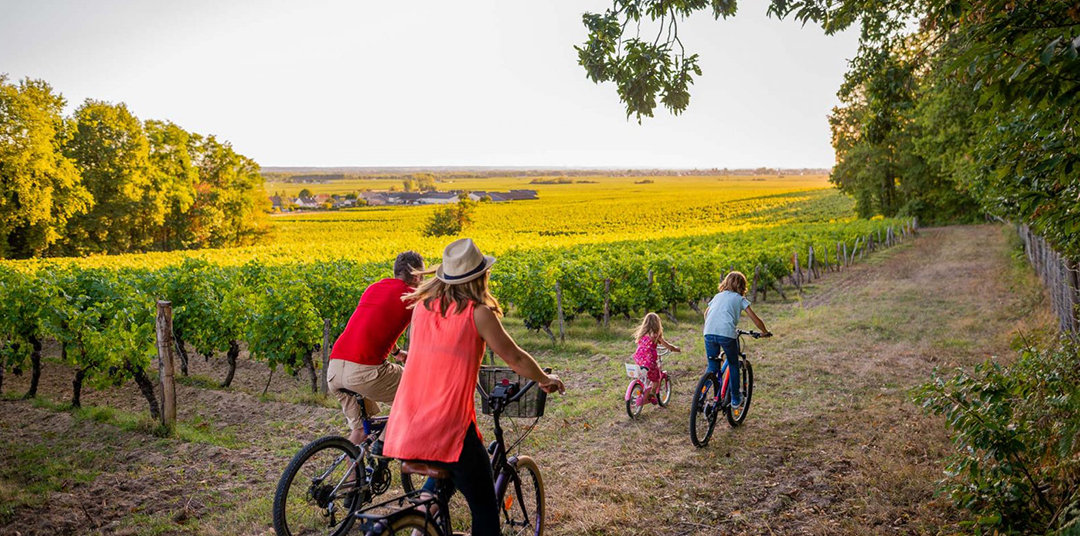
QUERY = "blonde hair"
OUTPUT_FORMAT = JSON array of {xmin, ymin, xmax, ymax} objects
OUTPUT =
[
  {"xmin": 632, "ymin": 312, "xmax": 663, "ymax": 343},
  {"xmin": 403, "ymin": 271, "xmax": 502, "ymax": 317},
  {"xmin": 718, "ymin": 271, "xmax": 748, "ymax": 295}
]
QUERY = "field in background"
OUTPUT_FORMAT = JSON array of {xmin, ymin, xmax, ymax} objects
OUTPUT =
[{"xmin": 28, "ymin": 175, "xmax": 843, "ymax": 270}]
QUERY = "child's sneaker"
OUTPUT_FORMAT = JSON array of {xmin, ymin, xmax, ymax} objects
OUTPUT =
[{"xmin": 730, "ymin": 398, "xmax": 744, "ymax": 419}]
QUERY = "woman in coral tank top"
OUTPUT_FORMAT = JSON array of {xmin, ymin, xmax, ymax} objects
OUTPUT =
[{"xmin": 382, "ymin": 238, "xmax": 565, "ymax": 536}]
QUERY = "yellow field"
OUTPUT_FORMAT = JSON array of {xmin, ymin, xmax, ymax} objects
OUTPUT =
[{"xmin": 24, "ymin": 175, "xmax": 846, "ymax": 269}]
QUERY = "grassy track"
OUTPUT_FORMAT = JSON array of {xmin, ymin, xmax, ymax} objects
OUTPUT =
[{"xmin": 0, "ymin": 225, "xmax": 1052, "ymax": 535}]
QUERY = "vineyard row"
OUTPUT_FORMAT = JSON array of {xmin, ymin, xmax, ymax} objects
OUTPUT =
[{"xmin": 0, "ymin": 218, "xmax": 915, "ymax": 421}]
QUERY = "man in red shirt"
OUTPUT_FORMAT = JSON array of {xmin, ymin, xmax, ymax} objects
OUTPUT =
[{"xmin": 327, "ymin": 251, "xmax": 424, "ymax": 444}]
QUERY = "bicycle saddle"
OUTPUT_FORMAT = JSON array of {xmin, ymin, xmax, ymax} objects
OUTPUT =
[
  {"xmin": 401, "ymin": 461, "xmax": 451, "ymax": 480},
  {"xmin": 337, "ymin": 388, "xmax": 363, "ymax": 399}
]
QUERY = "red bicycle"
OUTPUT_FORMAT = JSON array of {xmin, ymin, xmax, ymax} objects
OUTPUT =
[{"xmin": 624, "ymin": 346, "xmax": 673, "ymax": 418}]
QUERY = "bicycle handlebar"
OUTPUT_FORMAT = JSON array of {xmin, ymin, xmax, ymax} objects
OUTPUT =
[{"xmin": 737, "ymin": 329, "xmax": 773, "ymax": 339}]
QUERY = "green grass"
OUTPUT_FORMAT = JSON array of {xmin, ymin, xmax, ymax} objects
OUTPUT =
[
  {"xmin": 0, "ymin": 440, "xmax": 101, "ymax": 523},
  {"xmin": 175, "ymin": 373, "xmax": 223, "ymax": 390},
  {"xmin": 28, "ymin": 396, "xmax": 241, "ymax": 448}
]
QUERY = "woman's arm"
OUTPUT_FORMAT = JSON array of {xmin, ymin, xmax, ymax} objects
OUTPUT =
[
  {"xmin": 474, "ymin": 305, "xmax": 565, "ymax": 394},
  {"xmin": 745, "ymin": 306, "xmax": 770, "ymax": 335}
]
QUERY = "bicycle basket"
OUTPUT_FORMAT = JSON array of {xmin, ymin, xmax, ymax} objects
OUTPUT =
[
  {"xmin": 625, "ymin": 363, "xmax": 647, "ymax": 380},
  {"xmin": 479, "ymin": 367, "xmax": 547, "ymax": 418}
]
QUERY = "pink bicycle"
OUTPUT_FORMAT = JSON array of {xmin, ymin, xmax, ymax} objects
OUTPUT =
[{"xmin": 624, "ymin": 346, "xmax": 673, "ymax": 418}]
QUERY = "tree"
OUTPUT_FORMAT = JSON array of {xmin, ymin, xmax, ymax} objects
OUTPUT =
[
  {"xmin": 0, "ymin": 76, "xmax": 91, "ymax": 258},
  {"xmin": 146, "ymin": 120, "xmax": 198, "ymax": 250},
  {"xmin": 578, "ymin": 0, "xmax": 1080, "ymax": 249},
  {"xmin": 189, "ymin": 135, "xmax": 270, "ymax": 248},
  {"xmin": 414, "ymin": 173, "xmax": 437, "ymax": 191},
  {"xmin": 63, "ymin": 100, "xmax": 161, "ymax": 254},
  {"xmin": 423, "ymin": 198, "xmax": 477, "ymax": 237},
  {"xmin": 298, "ymin": 188, "xmax": 312, "ymax": 198},
  {"xmin": 402, "ymin": 178, "xmax": 416, "ymax": 192}
]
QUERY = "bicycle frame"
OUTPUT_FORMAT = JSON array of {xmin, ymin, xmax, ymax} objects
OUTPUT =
[
  {"xmin": 625, "ymin": 348, "xmax": 669, "ymax": 403},
  {"xmin": 355, "ymin": 379, "xmax": 541, "ymax": 535},
  {"xmin": 710, "ymin": 333, "xmax": 750, "ymax": 403}
]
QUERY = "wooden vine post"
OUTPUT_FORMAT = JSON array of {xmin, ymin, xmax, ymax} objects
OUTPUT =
[
  {"xmin": 792, "ymin": 251, "xmax": 801, "ymax": 286},
  {"xmin": 603, "ymin": 278, "xmax": 611, "ymax": 329},
  {"xmin": 320, "ymin": 319, "xmax": 331, "ymax": 395},
  {"xmin": 669, "ymin": 266, "xmax": 678, "ymax": 318},
  {"xmin": 155, "ymin": 301, "xmax": 177, "ymax": 430},
  {"xmin": 750, "ymin": 265, "xmax": 760, "ymax": 303},
  {"xmin": 555, "ymin": 281, "xmax": 565, "ymax": 342}
]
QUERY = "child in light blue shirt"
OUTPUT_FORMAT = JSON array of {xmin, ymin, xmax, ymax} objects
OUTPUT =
[{"xmin": 703, "ymin": 271, "xmax": 771, "ymax": 417}]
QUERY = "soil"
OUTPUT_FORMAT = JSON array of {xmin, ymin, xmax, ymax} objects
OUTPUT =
[{"xmin": 0, "ymin": 225, "xmax": 1052, "ymax": 535}]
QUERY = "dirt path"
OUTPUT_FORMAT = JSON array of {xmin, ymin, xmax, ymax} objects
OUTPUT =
[
  {"xmin": 0, "ymin": 225, "xmax": 1050, "ymax": 536},
  {"xmin": 536, "ymin": 225, "xmax": 1050, "ymax": 535}
]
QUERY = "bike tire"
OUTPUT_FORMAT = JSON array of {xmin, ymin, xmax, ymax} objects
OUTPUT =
[
  {"xmin": 689, "ymin": 372, "xmax": 720, "ymax": 448},
  {"xmin": 626, "ymin": 383, "xmax": 645, "ymax": 419},
  {"xmin": 380, "ymin": 513, "xmax": 443, "ymax": 536},
  {"xmin": 498, "ymin": 456, "xmax": 545, "ymax": 536},
  {"xmin": 273, "ymin": 435, "xmax": 361, "ymax": 536},
  {"xmin": 656, "ymin": 376, "xmax": 672, "ymax": 408},
  {"xmin": 725, "ymin": 360, "xmax": 754, "ymax": 428}
]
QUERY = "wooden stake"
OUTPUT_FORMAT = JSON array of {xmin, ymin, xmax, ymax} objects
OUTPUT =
[
  {"xmin": 603, "ymin": 278, "xmax": 611, "ymax": 329},
  {"xmin": 155, "ymin": 301, "xmax": 177, "ymax": 430},
  {"xmin": 320, "ymin": 318, "xmax": 331, "ymax": 394},
  {"xmin": 555, "ymin": 281, "xmax": 565, "ymax": 342},
  {"xmin": 793, "ymin": 251, "xmax": 801, "ymax": 286},
  {"xmin": 750, "ymin": 265, "xmax": 760, "ymax": 303}
]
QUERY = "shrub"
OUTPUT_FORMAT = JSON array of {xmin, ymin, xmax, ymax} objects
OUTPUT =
[
  {"xmin": 915, "ymin": 339, "xmax": 1080, "ymax": 535},
  {"xmin": 423, "ymin": 199, "xmax": 477, "ymax": 237}
]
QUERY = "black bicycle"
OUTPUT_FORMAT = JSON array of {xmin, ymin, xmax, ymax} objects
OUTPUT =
[
  {"xmin": 689, "ymin": 329, "xmax": 770, "ymax": 448},
  {"xmin": 357, "ymin": 372, "xmax": 548, "ymax": 536},
  {"xmin": 272, "ymin": 389, "xmax": 399, "ymax": 536}
]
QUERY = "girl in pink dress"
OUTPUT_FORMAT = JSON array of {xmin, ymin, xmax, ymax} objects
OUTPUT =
[{"xmin": 632, "ymin": 312, "xmax": 681, "ymax": 402}]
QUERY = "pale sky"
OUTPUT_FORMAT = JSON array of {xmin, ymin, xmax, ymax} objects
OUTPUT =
[{"xmin": 0, "ymin": 0, "xmax": 859, "ymax": 169}]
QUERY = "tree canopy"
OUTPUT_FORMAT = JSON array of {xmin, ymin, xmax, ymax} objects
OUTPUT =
[
  {"xmin": 580, "ymin": 1, "xmax": 1080, "ymax": 247},
  {"xmin": 0, "ymin": 76, "xmax": 269, "ymax": 259}
]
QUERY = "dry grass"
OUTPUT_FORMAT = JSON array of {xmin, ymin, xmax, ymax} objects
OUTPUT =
[{"xmin": 0, "ymin": 225, "xmax": 1053, "ymax": 536}]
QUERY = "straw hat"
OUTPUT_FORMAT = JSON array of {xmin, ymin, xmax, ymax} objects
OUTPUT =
[{"xmin": 434, "ymin": 238, "xmax": 496, "ymax": 285}]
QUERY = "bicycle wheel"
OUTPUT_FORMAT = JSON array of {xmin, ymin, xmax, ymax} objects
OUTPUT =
[
  {"xmin": 626, "ymin": 382, "xmax": 645, "ymax": 419},
  {"xmin": 725, "ymin": 360, "xmax": 754, "ymax": 428},
  {"xmin": 656, "ymin": 376, "xmax": 672, "ymax": 407},
  {"xmin": 689, "ymin": 373, "xmax": 720, "ymax": 448},
  {"xmin": 498, "ymin": 456, "xmax": 545, "ymax": 536},
  {"xmin": 382, "ymin": 513, "xmax": 443, "ymax": 535},
  {"xmin": 273, "ymin": 436, "xmax": 362, "ymax": 536}
]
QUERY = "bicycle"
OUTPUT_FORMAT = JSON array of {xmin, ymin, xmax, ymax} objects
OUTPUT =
[
  {"xmin": 357, "ymin": 372, "xmax": 549, "ymax": 536},
  {"xmin": 624, "ymin": 346, "xmax": 673, "ymax": 418},
  {"xmin": 689, "ymin": 329, "xmax": 770, "ymax": 448},
  {"xmin": 272, "ymin": 389, "xmax": 399, "ymax": 536}
]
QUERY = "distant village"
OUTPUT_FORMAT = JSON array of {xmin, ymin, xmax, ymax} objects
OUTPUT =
[{"xmin": 269, "ymin": 189, "xmax": 539, "ymax": 212}]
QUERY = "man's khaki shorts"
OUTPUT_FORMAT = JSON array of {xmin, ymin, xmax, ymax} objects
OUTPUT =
[{"xmin": 326, "ymin": 359, "xmax": 403, "ymax": 431}]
